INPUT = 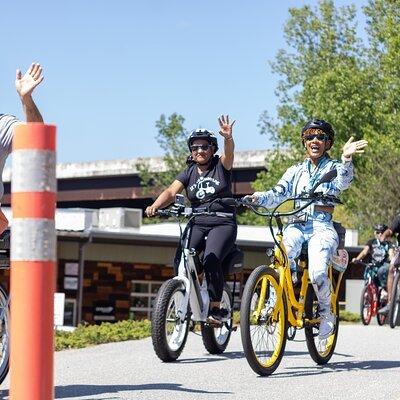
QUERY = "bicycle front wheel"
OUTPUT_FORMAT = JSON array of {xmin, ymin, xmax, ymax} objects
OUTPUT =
[
  {"xmin": 305, "ymin": 284, "xmax": 339, "ymax": 365},
  {"xmin": 240, "ymin": 265, "xmax": 287, "ymax": 376},
  {"xmin": 151, "ymin": 279, "xmax": 190, "ymax": 362},
  {"xmin": 389, "ymin": 273, "xmax": 400, "ymax": 329},
  {"xmin": 0, "ymin": 284, "xmax": 9, "ymax": 384},
  {"xmin": 360, "ymin": 285, "xmax": 373, "ymax": 325}
]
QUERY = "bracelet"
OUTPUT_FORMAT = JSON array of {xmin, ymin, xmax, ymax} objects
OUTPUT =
[{"xmin": 224, "ymin": 136, "xmax": 233, "ymax": 141}]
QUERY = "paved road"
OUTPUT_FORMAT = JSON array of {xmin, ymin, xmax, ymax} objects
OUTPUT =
[{"xmin": 1, "ymin": 324, "xmax": 399, "ymax": 400}]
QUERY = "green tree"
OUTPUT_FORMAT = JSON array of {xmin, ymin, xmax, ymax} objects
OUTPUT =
[
  {"xmin": 137, "ymin": 113, "xmax": 188, "ymax": 194},
  {"xmin": 255, "ymin": 0, "xmax": 400, "ymax": 234}
]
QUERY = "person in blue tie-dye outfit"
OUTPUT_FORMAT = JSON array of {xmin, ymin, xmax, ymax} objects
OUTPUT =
[{"xmin": 248, "ymin": 119, "xmax": 368, "ymax": 339}]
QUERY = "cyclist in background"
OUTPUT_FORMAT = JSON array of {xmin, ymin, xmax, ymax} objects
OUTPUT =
[
  {"xmin": 247, "ymin": 119, "xmax": 368, "ymax": 339},
  {"xmin": 146, "ymin": 115, "xmax": 237, "ymax": 324},
  {"xmin": 378, "ymin": 216, "xmax": 400, "ymax": 315},
  {"xmin": 0, "ymin": 63, "xmax": 44, "ymax": 233},
  {"xmin": 352, "ymin": 224, "xmax": 393, "ymax": 293}
]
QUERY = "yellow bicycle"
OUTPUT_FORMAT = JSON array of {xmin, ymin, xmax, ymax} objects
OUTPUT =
[{"xmin": 239, "ymin": 170, "xmax": 346, "ymax": 376}]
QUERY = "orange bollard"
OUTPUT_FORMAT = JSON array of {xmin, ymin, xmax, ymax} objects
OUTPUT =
[{"xmin": 10, "ymin": 123, "xmax": 56, "ymax": 400}]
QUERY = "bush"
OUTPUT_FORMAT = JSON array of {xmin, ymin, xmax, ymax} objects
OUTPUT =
[
  {"xmin": 232, "ymin": 309, "xmax": 360, "ymax": 324},
  {"xmin": 55, "ymin": 309, "xmax": 360, "ymax": 351},
  {"xmin": 339, "ymin": 310, "xmax": 361, "ymax": 323},
  {"xmin": 55, "ymin": 319, "xmax": 151, "ymax": 351}
]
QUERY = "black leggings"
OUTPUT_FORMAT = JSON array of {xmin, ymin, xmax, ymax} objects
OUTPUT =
[{"xmin": 188, "ymin": 218, "xmax": 237, "ymax": 302}]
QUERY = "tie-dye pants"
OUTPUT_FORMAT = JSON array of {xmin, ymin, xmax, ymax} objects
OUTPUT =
[{"xmin": 283, "ymin": 211, "xmax": 339, "ymax": 316}]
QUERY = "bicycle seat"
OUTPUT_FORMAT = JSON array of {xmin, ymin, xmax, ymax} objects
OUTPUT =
[{"xmin": 222, "ymin": 245, "xmax": 244, "ymax": 276}]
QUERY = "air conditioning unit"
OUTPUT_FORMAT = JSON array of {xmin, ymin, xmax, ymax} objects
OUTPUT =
[
  {"xmin": 98, "ymin": 208, "xmax": 142, "ymax": 229},
  {"xmin": 55, "ymin": 208, "xmax": 99, "ymax": 231}
]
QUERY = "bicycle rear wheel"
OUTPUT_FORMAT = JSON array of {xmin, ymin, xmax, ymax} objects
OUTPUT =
[
  {"xmin": 201, "ymin": 283, "xmax": 232, "ymax": 354},
  {"xmin": 360, "ymin": 285, "xmax": 373, "ymax": 325},
  {"xmin": 0, "ymin": 284, "xmax": 9, "ymax": 384},
  {"xmin": 151, "ymin": 279, "xmax": 190, "ymax": 362},
  {"xmin": 240, "ymin": 265, "xmax": 287, "ymax": 376},
  {"xmin": 305, "ymin": 284, "xmax": 339, "ymax": 365},
  {"xmin": 389, "ymin": 273, "xmax": 400, "ymax": 329}
]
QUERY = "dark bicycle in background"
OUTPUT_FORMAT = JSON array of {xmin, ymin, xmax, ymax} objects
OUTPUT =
[
  {"xmin": 0, "ymin": 229, "xmax": 10, "ymax": 384},
  {"xmin": 388, "ymin": 259, "xmax": 400, "ymax": 328},
  {"xmin": 356, "ymin": 260, "xmax": 387, "ymax": 326}
]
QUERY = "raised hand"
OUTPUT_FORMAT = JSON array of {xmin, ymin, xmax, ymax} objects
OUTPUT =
[
  {"xmin": 218, "ymin": 114, "xmax": 236, "ymax": 140},
  {"xmin": 15, "ymin": 63, "xmax": 44, "ymax": 99},
  {"xmin": 342, "ymin": 136, "xmax": 368, "ymax": 158}
]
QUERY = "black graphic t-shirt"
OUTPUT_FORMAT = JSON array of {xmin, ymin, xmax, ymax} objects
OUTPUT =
[
  {"xmin": 366, "ymin": 238, "xmax": 391, "ymax": 265},
  {"xmin": 176, "ymin": 156, "xmax": 235, "ymax": 217}
]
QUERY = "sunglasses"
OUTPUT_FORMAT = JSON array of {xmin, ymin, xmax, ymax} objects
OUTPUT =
[
  {"xmin": 303, "ymin": 133, "xmax": 328, "ymax": 142},
  {"xmin": 190, "ymin": 144, "xmax": 212, "ymax": 152}
]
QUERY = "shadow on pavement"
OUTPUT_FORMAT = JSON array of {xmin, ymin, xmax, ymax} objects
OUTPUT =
[
  {"xmin": 178, "ymin": 349, "xmax": 311, "ymax": 364},
  {"xmin": 268, "ymin": 359, "xmax": 400, "ymax": 379},
  {"xmin": 0, "ymin": 383, "xmax": 233, "ymax": 399}
]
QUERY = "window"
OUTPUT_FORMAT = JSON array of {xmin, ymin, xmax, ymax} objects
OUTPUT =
[{"xmin": 130, "ymin": 280, "xmax": 163, "ymax": 320}]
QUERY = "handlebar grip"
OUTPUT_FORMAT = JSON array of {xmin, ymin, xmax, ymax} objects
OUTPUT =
[
  {"xmin": 218, "ymin": 198, "xmax": 237, "ymax": 207},
  {"xmin": 156, "ymin": 210, "xmax": 170, "ymax": 217},
  {"xmin": 240, "ymin": 196, "xmax": 253, "ymax": 205}
]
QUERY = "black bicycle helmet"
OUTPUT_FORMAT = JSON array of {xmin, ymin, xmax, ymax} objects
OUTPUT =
[
  {"xmin": 187, "ymin": 129, "xmax": 219, "ymax": 152},
  {"xmin": 374, "ymin": 224, "xmax": 388, "ymax": 233},
  {"xmin": 301, "ymin": 119, "xmax": 335, "ymax": 149}
]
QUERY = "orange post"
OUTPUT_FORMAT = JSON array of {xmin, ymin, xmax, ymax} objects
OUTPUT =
[{"xmin": 10, "ymin": 123, "xmax": 57, "ymax": 400}]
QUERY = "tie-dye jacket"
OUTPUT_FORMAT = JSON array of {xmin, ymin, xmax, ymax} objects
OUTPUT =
[{"xmin": 253, "ymin": 155, "xmax": 353, "ymax": 210}]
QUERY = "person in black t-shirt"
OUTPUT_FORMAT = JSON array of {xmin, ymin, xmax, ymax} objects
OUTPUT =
[
  {"xmin": 352, "ymin": 224, "xmax": 393, "ymax": 288},
  {"xmin": 378, "ymin": 216, "xmax": 400, "ymax": 315},
  {"xmin": 146, "ymin": 115, "xmax": 237, "ymax": 324}
]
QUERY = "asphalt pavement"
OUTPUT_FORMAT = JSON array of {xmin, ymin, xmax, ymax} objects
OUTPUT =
[{"xmin": 1, "ymin": 324, "xmax": 399, "ymax": 400}]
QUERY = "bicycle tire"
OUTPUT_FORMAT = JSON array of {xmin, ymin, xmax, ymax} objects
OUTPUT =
[
  {"xmin": 360, "ymin": 285, "xmax": 372, "ymax": 325},
  {"xmin": 388, "ymin": 272, "xmax": 400, "ymax": 329},
  {"xmin": 0, "ymin": 284, "xmax": 9, "ymax": 384},
  {"xmin": 376, "ymin": 288, "xmax": 387, "ymax": 326},
  {"xmin": 201, "ymin": 284, "xmax": 232, "ymax": 354},
  {"xmin": 305, "ymin": 284, "xmax": 339, "ymax": 365},
  {"xmin": 151, "ymin": 279, "xmax": 190, "ymax": 362},
  {"xmin": 240, "ymin": 265, "xmax": 287, "ymax": 376}
]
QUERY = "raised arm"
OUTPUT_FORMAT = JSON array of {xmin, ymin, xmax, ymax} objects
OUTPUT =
[
  {"xmin": 15, "ymin": 63, "xmax": 44, "ymax": 122},
  {"xmin": 218, "ymin": 115, "xmax": 235, "ymax": 170}
]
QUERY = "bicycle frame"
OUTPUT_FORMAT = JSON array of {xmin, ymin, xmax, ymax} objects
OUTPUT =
[
  {"xmin": 268, "ymin": 231, "xmax": 343, "ymax": 329},
  {"xmin": 242, "ymin": 188, "xmax": 344, "ymax": 330},
  {"xmin": 158, "ymin": 203, "xmax": 233, "ymax": 324}
]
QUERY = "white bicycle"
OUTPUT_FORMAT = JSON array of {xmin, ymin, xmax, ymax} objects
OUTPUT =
[{"xmin": 151, "ymin": 195, "xmax": 243, "ymax": 361}]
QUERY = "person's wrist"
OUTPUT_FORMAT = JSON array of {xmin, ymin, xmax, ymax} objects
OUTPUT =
[
  {"xmin": 341, "ymin": 154, "xmax": 352, "ymax": 163},
  {"xmin": 224, "ymin": 136, "xmax": 233, "ymax": 141}
]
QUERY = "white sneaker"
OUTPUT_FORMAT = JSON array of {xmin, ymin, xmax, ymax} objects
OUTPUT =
[{"xmin": 319, "ymin": 312, "xmax": 335, "ymax": 340}]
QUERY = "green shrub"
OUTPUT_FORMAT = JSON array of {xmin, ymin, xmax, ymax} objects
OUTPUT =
[
  {"xmin": 232, "ymin": 309, "xmax": 360, "ymax": 325},
  {"xmin": 339, "ymin": 310, "xmax": 361, "ymax": 322},
  {"xmin": 55, "ymin": 319, "xmax": 151, "ymax": 351}
]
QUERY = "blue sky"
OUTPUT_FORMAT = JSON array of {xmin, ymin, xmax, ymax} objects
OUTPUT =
[{"xmin": 1, "ymin": 0, "xmax": 367, "ymax": 163}]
